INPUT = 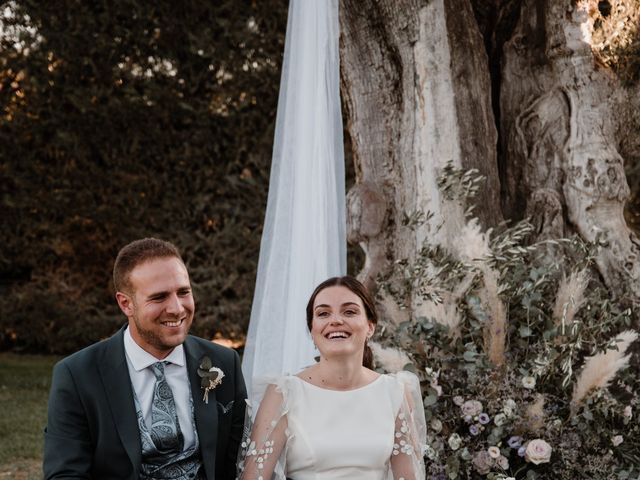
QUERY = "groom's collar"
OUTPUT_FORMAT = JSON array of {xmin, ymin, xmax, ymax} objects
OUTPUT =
[{"xmin": 123, "ymin": 326, "xmax": 186, "ymax": 371}]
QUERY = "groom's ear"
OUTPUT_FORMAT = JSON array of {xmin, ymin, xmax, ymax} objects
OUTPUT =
[{"xmin": 115, "ymin": 291, "xmax": 134, "ymax": 317}]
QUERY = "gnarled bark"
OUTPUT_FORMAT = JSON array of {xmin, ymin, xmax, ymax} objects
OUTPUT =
[
  {"xmin": 341, "ymin": 0, "xmax": 640, "ymax": 308},
  {"xmin": 340, "ymin": 0, "xmax": 502, "ymax": 304},
  {"xmin": 500, "ymin": 0, "xmax": 640, "ymax": 299}
]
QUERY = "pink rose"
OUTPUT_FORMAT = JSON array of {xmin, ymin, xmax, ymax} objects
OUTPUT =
[
  {"xmin": 472, "ymin": 450, "xmax": 494, "ymax": 475},
  {"xmin": 461, "ymin": 400, "xmax": 483, "ymax": 418},
  {"xmin": 525, "ymin": 439, "xmax": 552, "ymax": 464},
  {"xmin": 487, "ymin": 446, "xmax": 501, "ymax": 459}
]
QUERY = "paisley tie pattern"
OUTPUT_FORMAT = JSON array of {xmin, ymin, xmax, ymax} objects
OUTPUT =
[
  {"xmin": 150, "ymin": 361, "xmax": 184, "ymax": 454},
  {"xmin": 133, "ymin": 377, "xmax": 203, "ymax": 480}
]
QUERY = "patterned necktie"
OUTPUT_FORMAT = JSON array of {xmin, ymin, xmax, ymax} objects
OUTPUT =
[{"xmin": 150, "ymin": 361, "xmax": 184, "ymax": 454}]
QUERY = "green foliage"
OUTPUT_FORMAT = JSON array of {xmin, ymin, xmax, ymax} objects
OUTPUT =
[
  {"xmin": 378, "ymin": 230, "xmax": 639, "ymax": 479},
  {"xmin": 0, "ymin": 1, "xmax": 289, "ymax": 352},
  {"xmin": 437, "ymin": 163, "xmax": 485, "ymax": 218},
  {"xmin": 374, "ymin": 169, "xmax": 640, "ymax": 479}
]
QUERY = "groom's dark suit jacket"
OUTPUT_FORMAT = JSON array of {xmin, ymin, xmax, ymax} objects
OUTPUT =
[{"xmin": 43, "ymin": 326, "xmax": 246, "ymax": 480}]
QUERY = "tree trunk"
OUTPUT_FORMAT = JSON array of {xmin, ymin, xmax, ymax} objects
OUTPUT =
[
  {"xmin": 500, "ymin": 0, "xmax": 640, "ymax": 300},
  {"xmin": 340, "ymin": 0, "xmax": 501, "ymax": 312},
  {"xmin": 340, "ymin": 0, "xmax": 640, "ymax": 307}
]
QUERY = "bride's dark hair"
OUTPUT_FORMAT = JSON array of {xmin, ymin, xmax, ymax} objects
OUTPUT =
[{"xmin": 305, "ymin": 276, "xmax": 378, "ymax": 369}]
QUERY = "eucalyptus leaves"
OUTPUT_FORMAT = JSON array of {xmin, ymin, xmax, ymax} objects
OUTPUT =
[{"xmin": 197, "ymin": 356, "xmax": 224, "ymax": 404}]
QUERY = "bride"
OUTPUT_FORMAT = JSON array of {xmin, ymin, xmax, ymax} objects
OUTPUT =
[{"xmin": 237, "ymin": 276, "xmax": 427, "ymax": 479}]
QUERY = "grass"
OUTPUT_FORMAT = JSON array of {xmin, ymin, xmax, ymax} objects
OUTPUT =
[{"xmin": 0, "ymin": 353, "xmax": 59, "ymax": 479}]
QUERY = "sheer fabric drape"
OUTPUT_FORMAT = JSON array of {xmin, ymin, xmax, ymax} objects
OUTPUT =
[{"xmin": 242, "ymin": 0, "xmax": 346, "ymax": 397}]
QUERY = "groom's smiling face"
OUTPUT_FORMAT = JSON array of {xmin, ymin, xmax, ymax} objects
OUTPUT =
[{"xmin": 116, "ymin": 256, "xmax": 195, "ymax": 359}]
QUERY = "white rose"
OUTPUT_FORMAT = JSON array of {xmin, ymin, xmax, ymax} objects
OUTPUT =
[
  {"xmin": 430, "ymin": 418, "xmax": 443, "ymax": 433},
  {"xmin": 461, "ymin": 400, "xmax": 483, "ymax": 417},
  {"xmin": 612, "ymin": 435, "xmax": 623, "ymax": 447},
  {"xmin": 448, "ymin": 433, "xmax": 462, "ymax": 451},
  {"xmin": 522, "ymin": 376, "xmax": 536, "ymax": 389},
  {"xmin": 503, "ymin": 399, "xmax": 517, "ymax": 417},
  {"xmin": 494, "ymin": 413, "xmax": 507, "ymax": 426},
  {"xmin": 524, "ymin": 439, "xmax": 552, "ymax": 464},
  {"xmin": 424, "ymin": 445, "xmax": 437, "ymax": 461},
  {"xmin": 487, "ymin": 446, "xmax": 501, "ymax": 459},
  {"xmin": 623, "ymin": 406, "xmax": 632, "ymax": 418}
]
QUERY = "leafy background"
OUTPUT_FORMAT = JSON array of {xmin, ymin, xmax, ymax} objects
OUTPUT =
[
  {"xmin": 0, "ymin": 0, "xmax": 289, "ymax": 353},
  {"xmin": 1, "ymin": 0, "xmax": 638, "ymax": 357},
  {"xmin": 372, "ymin": 166, "xmax": 640, "ymax": 479}
]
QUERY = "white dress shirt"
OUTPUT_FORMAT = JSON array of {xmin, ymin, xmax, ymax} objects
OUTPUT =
[{"xmin": 123, "ymin": 327, "xmax": 196, "ymax": 451}]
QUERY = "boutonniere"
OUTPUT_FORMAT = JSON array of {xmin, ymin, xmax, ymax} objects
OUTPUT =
[{"xmin": 197, "ymin": 355, "xmax": 225, "ymax": 404}]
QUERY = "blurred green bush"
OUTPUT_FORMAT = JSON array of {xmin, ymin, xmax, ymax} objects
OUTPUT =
[{"xmin": 0, "ymin": 0, "xmax": 289, "ymax": 353}]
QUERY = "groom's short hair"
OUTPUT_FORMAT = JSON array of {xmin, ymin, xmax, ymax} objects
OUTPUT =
[{"xmin": 113, "ymin": 238, "xmax": 184, "ymax": 293}]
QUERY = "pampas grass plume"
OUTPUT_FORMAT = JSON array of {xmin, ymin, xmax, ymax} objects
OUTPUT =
[
  {"xmin": 369, "ymin": 342, "xmax": 411, "ymax": 373},
  {"xmin": 525, "ymin": 394, "xmax": 546, "ymax": 433},
  {"xmin": 421, "ymin": 300, "xmax": 463, "ymax": 339},
  {"xmin": 480, "ymin": 266, "xmax": 506, "ymax": 367},
  {"xmin": 451, "ymin": 219, "xmax": 507, "ymax": 367},
  {"xmin": 451, "ymin": 218, "xmax": 491, "ymax": 262},
  {"xmin": 553, "ymin": 269, "xmax": 588, "ymax": 333},
  {"xmin": 425, "ymin": 271, "xmax": 476, "ymax": 339},
  {"xmin": 571, "ymin": 330, "xmax": 638, "ymax": 409}
]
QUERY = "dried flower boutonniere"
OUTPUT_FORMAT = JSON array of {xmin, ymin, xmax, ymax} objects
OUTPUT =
[{"xmin": 197, "ymin": 355, "xmax": 225, "ymax": 404}]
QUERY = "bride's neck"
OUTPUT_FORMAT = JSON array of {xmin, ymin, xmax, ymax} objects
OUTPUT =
[{"xmin": 311, "ymin": 357, "xmax": 371, "ymax": 390}]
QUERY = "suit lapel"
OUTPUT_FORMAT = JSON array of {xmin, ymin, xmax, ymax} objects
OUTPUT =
[
  {"xmin": 185, "ymin": 337, "xmax": 219, "ymax": 479},
  {"xmin": 98, "ymin": 327, "xmax": 142, "ymax": 474}
]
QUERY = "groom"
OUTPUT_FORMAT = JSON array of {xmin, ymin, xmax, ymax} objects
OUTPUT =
[{"xmin": 44, "ymin": 238, "xmax": 246, "ymax": 479}]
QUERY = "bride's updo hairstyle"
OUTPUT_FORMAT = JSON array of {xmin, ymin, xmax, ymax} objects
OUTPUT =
[{"xmin": 306, "ymin": 276, "xmax": 378, "ymax": 369}]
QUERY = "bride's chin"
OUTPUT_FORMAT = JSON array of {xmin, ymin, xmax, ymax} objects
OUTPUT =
[{"xmin": 319, "ymin": 346, "xmax": 363, "ymax": 361}]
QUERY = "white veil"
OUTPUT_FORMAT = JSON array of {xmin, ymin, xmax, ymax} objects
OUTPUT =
[{"xmin": 242, "ymin": 0, "xmax": 346, "ymax": 396}]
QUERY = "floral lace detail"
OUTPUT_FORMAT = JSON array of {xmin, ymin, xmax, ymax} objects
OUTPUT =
[
  {"xmin": 240, "ymin": 439, "xmax": 275, "ymax": 473},
  {"xmin": 388, "ymin": 372, "xmax": 428, "ymax": 480},
  {"xmin": 236, "ymin": 380, "xmax": 291, "ymax": 480},
  {"xmin": 393, "ymin": 412, "xmax": 416, "ymax": 456}
]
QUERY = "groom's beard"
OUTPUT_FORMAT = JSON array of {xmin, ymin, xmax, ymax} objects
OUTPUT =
[{"xmin": 131, "ymin": 310, "xmax": 191, "ymax": 354}]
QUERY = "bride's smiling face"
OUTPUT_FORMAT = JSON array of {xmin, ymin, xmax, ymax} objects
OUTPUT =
[{"xmin": 311, "ymin": 285, "xmax": 374, "ymax": 360}]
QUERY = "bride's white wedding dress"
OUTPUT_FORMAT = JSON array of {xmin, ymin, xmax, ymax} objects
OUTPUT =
[{"xmin": 237, "ymin": 372, "xmax": 427, "ymax": 480}]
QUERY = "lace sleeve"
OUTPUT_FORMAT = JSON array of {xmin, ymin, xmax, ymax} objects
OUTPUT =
[
  {"xmin": 237, "ymin": 382, "xmax": 291, "ymax": 480},
  {"xmin": 389, "ymin": 372, "xmax": 427, "ymax": 480}
]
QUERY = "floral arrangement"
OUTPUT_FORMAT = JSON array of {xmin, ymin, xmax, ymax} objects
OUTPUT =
[
  {"xmin": 372, "ymin": 166, "xmax": 640, "ymax": 479},
  {"xmin": 198, "ymin": 355, "xmax": 225, "ymax": 404}
]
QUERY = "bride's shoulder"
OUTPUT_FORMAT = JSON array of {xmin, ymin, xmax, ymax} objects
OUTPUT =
[
  {"xmin": 380, "ymin": 370, "xmax": 421, "ymax": 391},
  {"xmin": 253, "ymin": 374, "xmax": 298, "ymax": 393},
  {"xmin": 248, "ymin": 374, "xmax": 300, "ymax": 415}
]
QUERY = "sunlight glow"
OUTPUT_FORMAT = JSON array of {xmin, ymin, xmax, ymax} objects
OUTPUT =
[{"xmin": 0, "ymin": 1, "xmax": 43, "ymax": 54}]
